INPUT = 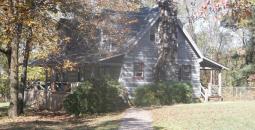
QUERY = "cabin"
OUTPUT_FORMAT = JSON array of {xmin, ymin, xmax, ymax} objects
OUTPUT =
[{"xmin": 32, "ymin": 7, "xmax": 228, "ymax": 101}]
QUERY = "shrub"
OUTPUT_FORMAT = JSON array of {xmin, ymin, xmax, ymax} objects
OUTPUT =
[
  {"xmin": 63, "ymin": 78, "xmax": 129, "ymax": 116},
  {"xmin": 0, "ymin": 78, "xmax": 8, "ymax": 102},
  {"xmin": 134, "ymin": 81, "xmax": 193, "ymax": 106},
  {"xmin": 134, "ymin": 85, "xmax": 160, "ymax": 106}
]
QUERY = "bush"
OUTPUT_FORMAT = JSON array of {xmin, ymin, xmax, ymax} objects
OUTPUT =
[
  {"xmin": 134, "ymin": 81, "xmax": 193, "ymax": 106},
  {"xmin": 63, "ymin": 78, "xmax": 129, "ymax": 116},
  {"xmin": 0, "ymin": 78, "xmax": 8, "ymax": 102}
]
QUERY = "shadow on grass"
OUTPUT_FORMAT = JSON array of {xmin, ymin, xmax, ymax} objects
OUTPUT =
[
  {"xmin": 154, "ymin": 126, "xmax": 166, "ymax": 130},
  {"xmin": 0, "ymin": 120, "xmax": 63, "ymax": 130},
  {"xmin": 0, "ymin": 108, "xmax": 127, "ymax": 130},
  {"xmin": 141, "ymin": 106, "xmax": 163, "ymax": 111},
  {"xmin": 0, "ymin": 114, "xmax": 123, "ymax": 130},
  {"xmin": 0, "ymin": 118, "xmax": 122, "ymax": 130},
  {"xmin": 69, "ymin": 119, "xmax": 122, "ymax": 130}
]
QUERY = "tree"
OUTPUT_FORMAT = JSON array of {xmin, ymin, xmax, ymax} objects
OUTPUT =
[
  {"xmin": 1, "ymin": 0, "xmax": 143, "ymax": 117},
  {"xmin": 4, "ymin": 0, "xmax": 23, "ymax": 118},
  {"xmin": 18, "ymin": 27, "xmax": 32, "ymax": 114},
  {"xmin": 0, "ymin": 0, "xmax": 61, "ymax": 117},
  {"xmin": 155, "ymin": 0, "xmax": 178, "ymax": 81}
]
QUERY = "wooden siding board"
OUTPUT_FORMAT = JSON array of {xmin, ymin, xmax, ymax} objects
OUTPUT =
[
  {"xmin": 119, "ymin": 31, "xmax": 157, "ymax": 91},
  {"xmin": 119, "ymin": 23, "xmax": 202, "ymax": 98},
  {"xmin": 177, "ymin": 27, "xmax": 201, "ymax": 98}
]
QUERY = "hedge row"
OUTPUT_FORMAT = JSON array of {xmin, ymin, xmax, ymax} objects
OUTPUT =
[{"xmin": 133, "ymin": 81, "xmax": 193, "ymax": 106}]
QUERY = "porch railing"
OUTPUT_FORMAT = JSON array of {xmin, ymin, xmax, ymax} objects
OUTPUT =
[
  {"xmin": 200, "ymin": 85, "xmax": 208, "ymax": 102},
  {"xmin": 211, "ymin": 85, "xmax": 219, "ymax": 96}
]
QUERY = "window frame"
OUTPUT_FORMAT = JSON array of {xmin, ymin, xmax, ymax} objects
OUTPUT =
[
  {"xmin": 133, "ymin": 62, "xmax": 144, "ymax": 80},
  {"xmin": 179, "ymin": 65, "xmax": 191, "ymax": 81},
  {"xmin": 150, "ymin": 28, "xmax": 155, "ymax": 42}
]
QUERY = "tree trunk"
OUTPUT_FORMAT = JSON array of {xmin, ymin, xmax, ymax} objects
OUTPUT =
[
  {"xmin": 8, "ymin": 23, "xmax": 22, "ymax": 118},
  {"xmin": 18, "ymin": 27, "xmax": 32, "ymax": 114},
  {"xmin": 50, "ymin": 67, "xmax": 56, "ymax": 92},
  {"xmin": 8, "ymin": 0, "xmax": 23, "ymax": 118},
  {"xmin": 155, "ymin": 0, "xmax": 178, "ymax": 81}
]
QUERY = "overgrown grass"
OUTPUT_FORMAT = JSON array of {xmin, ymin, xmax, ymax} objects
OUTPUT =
[{"xmin": 151, "ymin": 101, "xmax": 255, "ymax": 130}]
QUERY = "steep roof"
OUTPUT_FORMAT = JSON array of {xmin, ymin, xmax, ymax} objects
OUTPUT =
[
  {"xmin": 30, "ymin": 6, "xmax": 228, "ymax": 70},
  {"xmin": 177, "ymin": 20, "xmax": 203, "ymax": 59},
  {"xmin": 114, "ymin": 6, "xmax": 228, "ymax": 70}
]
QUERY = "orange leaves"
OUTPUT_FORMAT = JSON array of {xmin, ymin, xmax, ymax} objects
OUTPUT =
[
  {"xmin": 227, "ymin": 0, "xmax": 254, "ymax": 27},
  {"xmin": 194, "ymin": 0, "xmax": 254, "ymax": 27}
]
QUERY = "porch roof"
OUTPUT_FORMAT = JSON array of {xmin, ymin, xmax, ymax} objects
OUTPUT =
[{"xmin": 200, "ymin": 57, "xmax": 229, "ymax": 70}]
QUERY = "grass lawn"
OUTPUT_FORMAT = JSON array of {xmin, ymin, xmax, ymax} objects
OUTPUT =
[
  {"xmin": 0, "ymin": 102, "xmax": 123, "ymax": 130},
  {"xmin": 151, "ymin": 101, "xmax": 255, "ymax": 130}
]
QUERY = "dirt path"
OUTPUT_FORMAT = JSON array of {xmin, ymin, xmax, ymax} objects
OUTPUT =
[{"xmin": 119, "ymin": 107, "xmax": 153, "ymax": 130}]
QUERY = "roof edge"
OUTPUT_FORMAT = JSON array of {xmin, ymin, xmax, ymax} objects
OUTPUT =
[
  {"xmin": 177, "ymin": 19, "xmax": 204, "ymax": 59},
  {"xmin": 203, "ymin": 57, "xmax": 229, "ymax": 70}
]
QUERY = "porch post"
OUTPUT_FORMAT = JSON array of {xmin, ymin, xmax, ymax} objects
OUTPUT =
[
  {"xmin": 208, "ymin": 70, "xmax": 213, "ymax": 96},
  {"xmin": 218, "ymin": 70, "xmax": 222, "ymax": 96}
]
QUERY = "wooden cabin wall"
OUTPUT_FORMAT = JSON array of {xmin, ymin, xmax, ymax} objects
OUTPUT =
[
  {"xmin": 177, "ymin": 27, "xmax": 201, "ymax": 98},
  {"xmin": 119, "ymin": 31, "xmax": 158, "ymax": 94}
]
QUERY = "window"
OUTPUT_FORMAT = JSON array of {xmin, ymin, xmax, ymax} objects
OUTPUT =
[
  {"xmin": 150, "ymin": 32, "xmax": 155, "ymax": 41},
  {"xmin": 179, "ymin": 65, "xmax": 191, "ymax": 81},
  {"xmin": 150, "ymin": 25, "xmax": 156, "ymax": 42},
  {"xmin": 133, "ymin": 62, "xmax": 144, "ymax": 79}
]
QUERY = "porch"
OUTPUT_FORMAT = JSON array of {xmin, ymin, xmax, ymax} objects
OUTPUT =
[{"xmin": 200, "ymin": 57, "xmax": 229, "ymax": 102}]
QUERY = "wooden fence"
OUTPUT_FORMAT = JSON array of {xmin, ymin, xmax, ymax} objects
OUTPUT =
[
  {"xmin": 222, "ymin": 87, "xmax": 255, "ymax": 101},
  {"xmin": 24, "ymin": 89, "xmax": 70, "ymax": 111}
]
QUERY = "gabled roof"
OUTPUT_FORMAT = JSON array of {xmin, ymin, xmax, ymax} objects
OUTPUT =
[
  {"xmin": 119, "ymin": 7, "xmax": 204, "ymax": 59},
  {"xmin": 30, "ymin": 6, "xmax": 229, "ymax": 70},
  {"xmin": 117, "ymin": 6, "xmax": 228, "ymax": 70},
  {"xmin": 119, "ymin": 7, "xmax": 160, "ymax": 53},
  {"xmin": 177, "ymin": 20, "xmax": 203, "ymax": 58}
]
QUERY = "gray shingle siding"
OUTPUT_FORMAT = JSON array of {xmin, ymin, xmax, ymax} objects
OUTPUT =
[
  {"xmin": 119, "ymin": 31, "xmax": 158, "ymax": 93},
  {"xmin": 119, "ymin": 23, "xmax": 202, "ymax": 98}
]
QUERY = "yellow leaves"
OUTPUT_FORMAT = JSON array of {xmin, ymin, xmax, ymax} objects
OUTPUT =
[
  {"xmin": 0, "ymin": 35, "xmax": 11, "ymax": 44},
  {"xmin": 23, "ymin": 19, "xmax": 38, "ymax": 27},
  {"xmin": 249, "ymin": 0, "xmax": 255, "ymax": 5},
  {"xmin": 238, "ymin": 19, "xmax": 250, "ymax": 27},
  {"xmin": 127, "ymin": 19, "xmax": 138, "ymax": 24},
  {"xmin": 63, "ymin": 37, "xmax": 71, "ymax": 43},
  {"xmin": 63, "ymin": 60, "xmax": 77, "ymax": 71}
]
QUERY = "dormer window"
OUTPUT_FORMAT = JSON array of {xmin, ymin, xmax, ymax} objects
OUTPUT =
[{"xmin": 133, "ymin": 62, "xmax": 144, "ymax": 79}]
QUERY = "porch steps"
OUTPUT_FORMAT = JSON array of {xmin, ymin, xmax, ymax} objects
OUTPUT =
[{"xmin": 208, "ymin": 95, "xmax": 223, "ymax": 102}]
